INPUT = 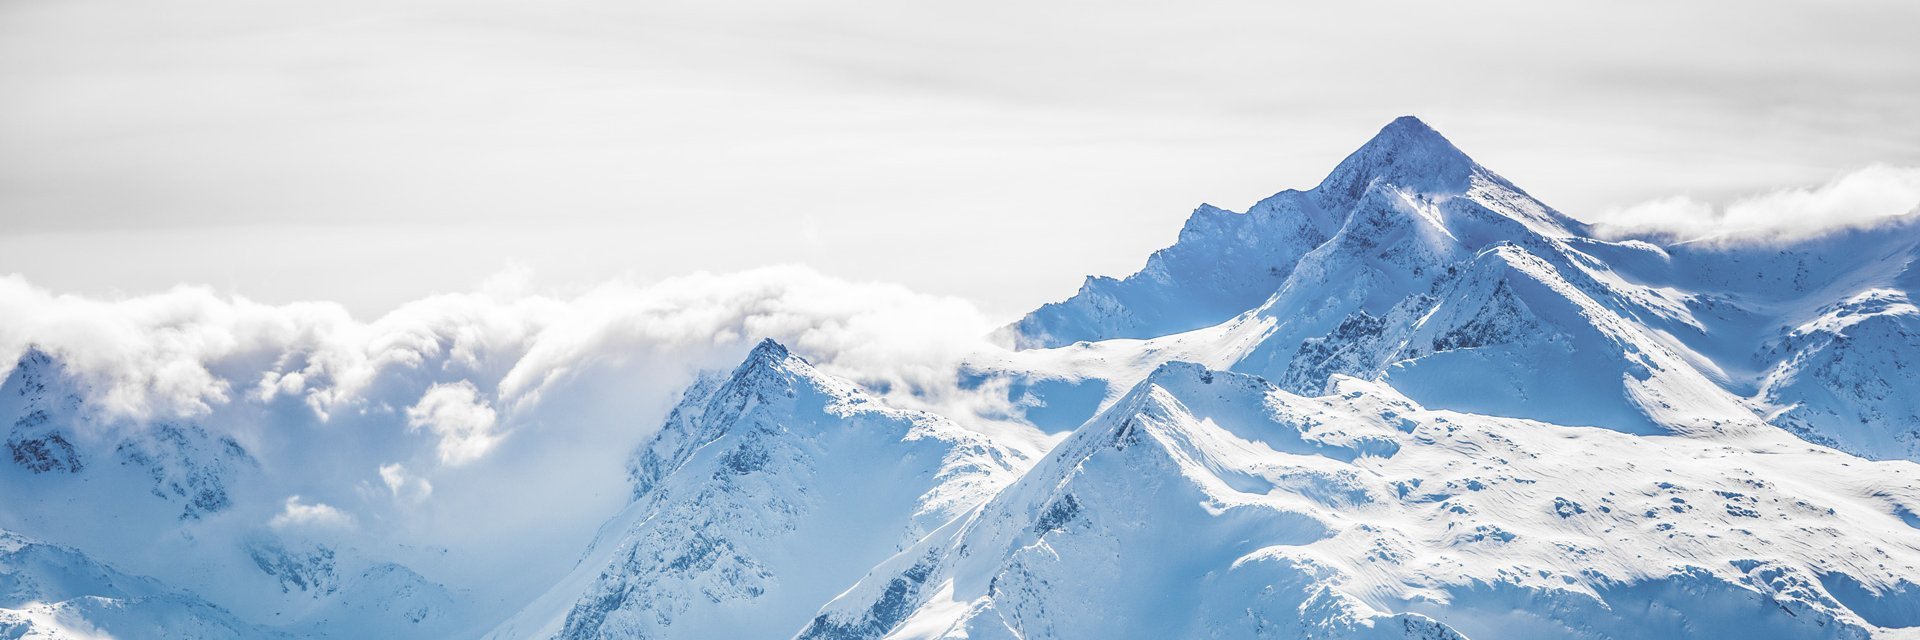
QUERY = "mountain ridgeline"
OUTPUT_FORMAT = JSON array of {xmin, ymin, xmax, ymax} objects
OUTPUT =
[
  {"xmin": 519, "ymin": 118, "xmax": 1920, "ymax": 639},
  {"xmin": 1014, "ymin": 116, "xmax": 1920, "ymax": 460},
  {"xmin": 4, "ymin": 117, "xmax": 1919, "ymax": 639}
]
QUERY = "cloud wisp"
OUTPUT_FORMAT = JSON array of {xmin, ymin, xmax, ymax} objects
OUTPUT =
[
  {"xmin": 378, "ymin": 463, "xmax": 433, "ymax": 503},
  {"xmin": 268, "ymin": 495, "xmax": 356, "ymax": 532},
  {"xmin": 406, "ymin": 381, "xmax": 500, "ymax": 466}
]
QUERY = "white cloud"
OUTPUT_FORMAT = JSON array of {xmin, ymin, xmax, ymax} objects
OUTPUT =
[
  {"xmin": 268, "ymin": 495, "xmax": 355, "ymax": 531},
  {"xmin": 406, "ymin": 381, "xmax": 500, "ymax": 466},
  {"xmin": 486, "ymin": 266, "xmax": 1001, "ymax": 413},
  {"xmin": 0, "ymin": 264, "xmax": 1006, "ymax": 434},
  {"xmin": 0, "ymin": 263, "xmax": 1034, "ymax": 626},
  {"xmin": 0, "ymin": 263, "xmax": 1023, "ymax": 585},
  {"xmin": 1591, "ymin": 165, "xmax": 1920, "ymax": 243},
  {"xmin": 379, "ymin": 463, "xmax": 433, "ymax": 503}
]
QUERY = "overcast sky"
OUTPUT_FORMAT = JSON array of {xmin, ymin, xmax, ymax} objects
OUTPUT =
[{"xmin": 3, "ymin": 0, "xmax": 1918, "ymax": 319}]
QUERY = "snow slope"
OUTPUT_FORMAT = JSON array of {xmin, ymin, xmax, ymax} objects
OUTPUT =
[
  {"xmin": 490, "ymin": 340, "xmax": 1034, "ymax": 639},
  {"xmin": 0, "ymin": 528, "xmax": 267, "ymax": 639},
  {"xmin": 803, "ymin": 363, "xmax": 1920, "ymax": 639},
  {"xmin": 1756, "ymin": 287, "xmax": 1920, "ymax": 460},
  {"xmin": 776, "ymin": 117, "xmax": 1920, "ymax": 639}
]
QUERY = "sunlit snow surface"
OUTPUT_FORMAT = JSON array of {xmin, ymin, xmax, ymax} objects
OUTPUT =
[
  {"xmin": 805, "ymin": 364, "xmax": 1920, "ymax": 639},
  {"xmin": 6, "ymin": 117, "xmax": 1920, "ymax": 639}
]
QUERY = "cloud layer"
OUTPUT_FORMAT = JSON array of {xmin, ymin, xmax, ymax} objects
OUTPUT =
[
  {"xmin": 0, "ymin": 264, "xmax": 1008, "ymax": 463},
  {"xmin": 1589, "ymin": 165, "xmax": 1920, "ymax": 243},
  {"xmin": 0, "ymin": 264, "xmax": 1024, "ymax": 607}
]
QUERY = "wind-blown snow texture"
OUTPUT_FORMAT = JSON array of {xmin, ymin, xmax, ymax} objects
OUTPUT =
[
  {"xmin": 6, "ymin": 117, "xmax": 1920, "ymax": 639},
  {"xmin": 804, "ymin": 364, "xmax": 1920, "ymax": 639}
]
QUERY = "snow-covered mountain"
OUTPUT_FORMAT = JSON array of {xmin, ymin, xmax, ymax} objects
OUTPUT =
[
  {"xmin": 804, "ymin": 362, "xmax": 1920, "ymax": 639},
  {"xmin": 1009, "ymin": 116, "xmax": 1920, "ymax": 462},
  {"xmin": 6, "ymin": 116, "xmax": 1920, "ymax": 639},
  {"xmin": 6, "ymin": 350, "xmax": 93, "ymax": 476},
  {"xmin": 490, "ymin": 340, "xmax": 1034, "ymax": 639},
  {"xmin": 0, "ymin": 348, "xmax": 475, "ymax": 639},
  {"xmin": 1009, "ymin": 116, "xmax": 1582, "ymax": 350}
]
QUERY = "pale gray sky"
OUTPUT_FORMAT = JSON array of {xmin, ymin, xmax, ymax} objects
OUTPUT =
[{"xmin": 3, "ymin": 0, "xmax": 1918, "ymax": 318}]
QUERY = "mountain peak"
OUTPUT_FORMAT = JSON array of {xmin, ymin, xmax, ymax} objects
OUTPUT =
[
  {"xmin": 733, "ymin": 338, "xmax": 804, "ymax": 377},
  {"xmin": 746, "ymin": 338, "xmax": 791, "ymax": 362},
  {"xmin": 1359, "ymin": 116, "xmax": 1460, "ymax": 159},
  {"xmin": 4, "ymin": 346, "xmax": 72, "ymax": 405},
  {"xmin": 14, "ymin": 345, "xmax": 55, "ymax": 368},
  {"xmin": 1318, "ymin": 115, "xmax": 1479, "ymax": 200},
  {"xmin": 7, "ymin": 346, "xmax": 59, "ymax": 383},
  {"xmin": 1383, "ymin": 114, "xmax": 1439, "ymax": 134},
  {"xmin": 702, "ymin": 339, "xmax": 815, "ymax": 401}
]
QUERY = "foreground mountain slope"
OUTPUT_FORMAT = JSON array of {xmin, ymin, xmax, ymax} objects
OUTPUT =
[
  {"xmin": 1755, "ymin": 286, "xmax": 1920, "ymax": 460},
  {"xmin": 802, "ymin": 363, "xmax": 1920, "ymax": 640},
  {"xmin": 491, "ymin": 340, "xmax": 1033, "ymax": 639}
]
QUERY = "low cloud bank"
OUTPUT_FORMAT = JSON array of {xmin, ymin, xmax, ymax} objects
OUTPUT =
[
  {"xmin": 0, "ymin": 265, "xmax": 1007, "ymax": 466},
  {"xmin": 1589, "ymin": 165, "xmax": 1920, "ymax": 244},
  {"xmin": 0, "ymin": 264, "xmax": 1024, "ymax": 605}
]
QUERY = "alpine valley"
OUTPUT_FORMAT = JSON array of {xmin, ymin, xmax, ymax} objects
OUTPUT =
[{"xmin": 4, "ymin": 117, "xmax": 1919, "ymax": 639}]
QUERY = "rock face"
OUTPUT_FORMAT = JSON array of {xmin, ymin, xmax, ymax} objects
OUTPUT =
[
  {"xmin": 248, "ymin": 541, "xmax": 341, "ymax": 597},
  {"xmin": 490, "ymin": 339, "xmax": 1030, "ymax": 640},
  {"xmin": 117, "ymin": 422, "xmax": 256, "ymax": 520},
  {"xmin": 5, "ymin": 350, "xmax": 87, "ymax": 475}
]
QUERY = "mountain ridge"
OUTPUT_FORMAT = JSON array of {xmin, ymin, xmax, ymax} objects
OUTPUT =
[
  {"xmin": 491, "ymin": 338, "xmax": 1031, "ymax": 640},
  {"xmin": 8, "ymin": 116, "xmax": 1920, "ymax": 639},
  {"xmin": 1010, "ymin": 116, "xmax": 1585, "ymax": 350},
  {"xmin": 800, "ymin": 359, "xmax": 1920, "ymax": 639}
]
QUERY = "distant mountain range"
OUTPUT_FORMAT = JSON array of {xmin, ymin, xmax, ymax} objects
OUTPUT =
[{"xmin": 4, "ymin": 117, "xmax": 1917, "ymax": 639}]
